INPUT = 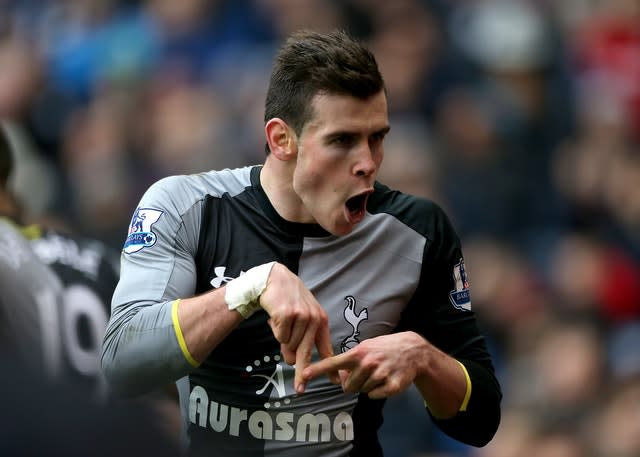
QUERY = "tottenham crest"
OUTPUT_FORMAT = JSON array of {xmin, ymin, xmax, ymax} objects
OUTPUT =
[
  {"xmin": 340, "ymin": 296, "xmax": 368, "ymax": 352},
  {"xmin": 449, "ymin": 259, "xmax": 472, "ymax": 311},
  {"xmin": 123, "ymin": 208, "xmax": 163, "ymax": 254}
]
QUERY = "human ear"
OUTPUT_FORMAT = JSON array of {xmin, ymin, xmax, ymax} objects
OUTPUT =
[{"xmin": 265, "ymin": 118, "xmax": 297, "ymax": 160}]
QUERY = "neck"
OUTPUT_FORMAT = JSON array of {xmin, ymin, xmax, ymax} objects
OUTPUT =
[{"xmin": 260, "ymin": 156, "xmax": 312, "ymax": 224}]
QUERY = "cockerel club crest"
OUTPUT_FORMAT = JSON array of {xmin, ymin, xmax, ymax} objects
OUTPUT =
[{"xmin": 340, "ymin": 296, "xmax": 368, "ymax": 353}]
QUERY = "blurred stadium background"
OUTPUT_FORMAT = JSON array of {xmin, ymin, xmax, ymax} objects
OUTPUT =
[{"xmin": 1, "ymin": 1, "xmax": 639, "ymax": 456}]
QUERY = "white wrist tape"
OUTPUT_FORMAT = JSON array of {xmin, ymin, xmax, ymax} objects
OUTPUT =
[{"xmin": 225, "ymin": 262, "xmax": 275, "ymax": 319}]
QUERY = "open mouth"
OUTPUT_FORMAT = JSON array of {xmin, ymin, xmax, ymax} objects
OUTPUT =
[{"xmin": 345, "ymin": 191, "xmax": 370, "ymax": 219}]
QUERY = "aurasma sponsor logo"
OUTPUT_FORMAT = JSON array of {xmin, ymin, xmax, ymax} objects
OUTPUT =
[{"xmin": 189, "ymin": 386, "xmax": 354, "ymax": 442}]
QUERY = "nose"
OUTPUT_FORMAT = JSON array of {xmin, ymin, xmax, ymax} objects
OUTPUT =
[{"xmin": 353, "ymin": 144, "xmax": 378, "ymax": 177}]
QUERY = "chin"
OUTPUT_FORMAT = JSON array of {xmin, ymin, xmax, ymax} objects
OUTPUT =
[
  {"xmin": 332, "ymin": 228, "xmax": 353, "ymax": 237},
  {"xmin": 327, "ymin": 221, "xmax": 356, "ymax": 237},
  {"xmin": 317, "ymin": 211, "xmax": 360, "ymax": 236}
]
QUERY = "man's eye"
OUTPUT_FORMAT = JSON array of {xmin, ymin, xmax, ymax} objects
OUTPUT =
[
  {"xmin": 332, "ymin": 136, "xmax": 355, "ymax": 147},
  {"xmin": 371, "ymin": 132, "xmax": 387, "ymax": 143}
]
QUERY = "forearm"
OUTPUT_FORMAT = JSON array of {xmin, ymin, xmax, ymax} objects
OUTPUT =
[
  {"xmin": 102, "ymin": 289, "xmax": 242, "ymax": 395},
  {"xmin": 178, "ymin": 262, "xmax": 278, "ymax": 361},
  {"xmin": 102, "ymin": 299, "xmax": 190, "ymax": 395},
  {"xmin": 176, "ymin": 287, "xmax": 243, "ymax": 363},
  {"xmin": 413, "ymin": 336, "xmax": 468, "ymax": 419}
]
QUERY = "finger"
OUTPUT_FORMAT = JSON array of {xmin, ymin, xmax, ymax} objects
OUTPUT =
[
  {"xmin": 359, "ymin": 376, "xmax": 386, "ymax": 396},
  {"xmin": 302, "ymin": 351, "xmax": 353, "ymax": 383},
  {"xmin": 294, "ymin": 322, "xmax": 318, "ymax": 394},
  {"xmin": 314, "ymin": 320, "xmax": 340, "ymax": 384},
  {"xmin": 339, "ymin": 369, "xmax": 350, "ymax": 383},
  {"xmin": 367, "ymin": 383, "xmax": 390, "ymax": 399},
  {"xmin": 281, "ymin": 344, "xmax": 296, "ymax": 366},
  {"xmin": 314, "ymin": 320, "xmax": 333, "ymax": 360},
  {"xmin": 340, "ymin": 367, "xmax": 372, "ymax": 393},
  {"xmin": 268, "ymin": 316, "xmax": 292, "ymax": 346},
  {"xmin": 287, "ymin": 314, "xmax": 308, "ymax": 350}
]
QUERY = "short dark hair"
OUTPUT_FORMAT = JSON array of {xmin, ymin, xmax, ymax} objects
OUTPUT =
[
  {"xmin": 263, "ymin": 29, "xmax": 385, "ymax": 154},
  {"xmin": 0, "ymin": 124, "xmax": 13, "ymax": 188}
]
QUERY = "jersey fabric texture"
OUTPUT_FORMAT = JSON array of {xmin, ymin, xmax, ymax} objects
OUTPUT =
[{"xmin": 102, "ymin": 166, "xmax": 501, "ymax": 456}]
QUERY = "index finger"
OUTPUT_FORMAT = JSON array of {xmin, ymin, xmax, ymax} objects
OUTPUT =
[
  {"xmin": 315, "ymin": 322, "xmax": 334, "ymax": 360},
  {"xmin": 302, "ymin": 351, "xmax": 354, "ymax": 383},
  {"xmin": 315, "ymin": 325, "xmax": 340, "ymax": 384},
  {"xmin": 293, "ymin": 322, "xmax": 318, "ymax": 394}
]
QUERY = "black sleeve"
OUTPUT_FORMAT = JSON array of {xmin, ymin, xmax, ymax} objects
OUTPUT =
[
  {"xmin": 396, "ymin": 205, "xmax": 502, "ymax": 447},
  {"xmin": 429, "ymin": 358, "xmax": 502, "ymax": 447},
  {"xmin": 350, "ymin": 394, "xmax": 385, "ymax": 457}
]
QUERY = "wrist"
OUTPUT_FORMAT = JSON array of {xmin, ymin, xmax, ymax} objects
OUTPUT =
[{"xmin": 225, "ymin": 262, "xmax": 275, "ymax": 318}]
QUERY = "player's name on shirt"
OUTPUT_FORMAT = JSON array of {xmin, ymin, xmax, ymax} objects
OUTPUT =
[{"xmin": 29, "ymin": 229, "xmax": 102, "ymax": 279}]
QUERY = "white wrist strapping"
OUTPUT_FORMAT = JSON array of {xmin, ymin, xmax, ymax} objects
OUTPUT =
[{"xmin": 225, "ymin": 262, "xmax": 275, "ymax": 319}]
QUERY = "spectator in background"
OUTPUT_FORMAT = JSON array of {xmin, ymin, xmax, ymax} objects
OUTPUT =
[
  {"xmin": 58, "ymin": 88, "xmax": 145, "ymax": 247},
  {"xmin": 589, "ymin": 376, "xmax": 640, "ymax": 457},
  {"xmin": 443, "ymin": 0, "xmax": 573, "ymax": 258},
  {"xmin": 366, "ymin": 0, "xmax": 447, "ymax": 118},
  {"xmin": 509, "ymin": 319, "xmax": 606, "ymax": 428},
  {"xmin": 549, "ymin": 233, "xmax": 640, "ymax": 323},
  {"xmin": 552, "ymin": 82, "xmax": 640, "ymax": 260},
  {"xmin": 375, "ymin": 116, "xmax": 440, "ymax": 200},
  {"xmin": 0, "ymin": 36, "xmax": 61, "ymax": 216},
  {"xmin": 569, "ymin": 0, "xmax": 640, "ymax": 143}
]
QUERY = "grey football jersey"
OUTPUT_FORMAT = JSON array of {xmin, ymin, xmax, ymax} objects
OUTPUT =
[{"xmin": 103, "ymin": 166, "xmax": 492, "ymax": 456}]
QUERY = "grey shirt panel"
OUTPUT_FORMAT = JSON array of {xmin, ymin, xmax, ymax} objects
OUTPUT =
[
  {"xmin": 102, "ymin": 167, "xmax": 253, "ymax": 393},
  {"xmin": 258, "ymin": 213, "xmax": 425, "ymax": 457},
  {"xmin": 298, "ymin": 212, "xmax": 424, "ymax": 355}
]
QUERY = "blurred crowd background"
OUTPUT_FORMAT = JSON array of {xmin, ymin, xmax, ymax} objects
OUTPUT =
[{"xmin": 1, "ymin": 0, "xmax": 639, "ymax": 456}]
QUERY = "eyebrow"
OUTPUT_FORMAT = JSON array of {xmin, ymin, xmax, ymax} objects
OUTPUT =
[
  {"xmin": 325, "ymin": 126, "xmax": 391, "ymax": 140},
  {"xmin": 374, "ymin": 126, "xmax": 391, "ymax": 137}
]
